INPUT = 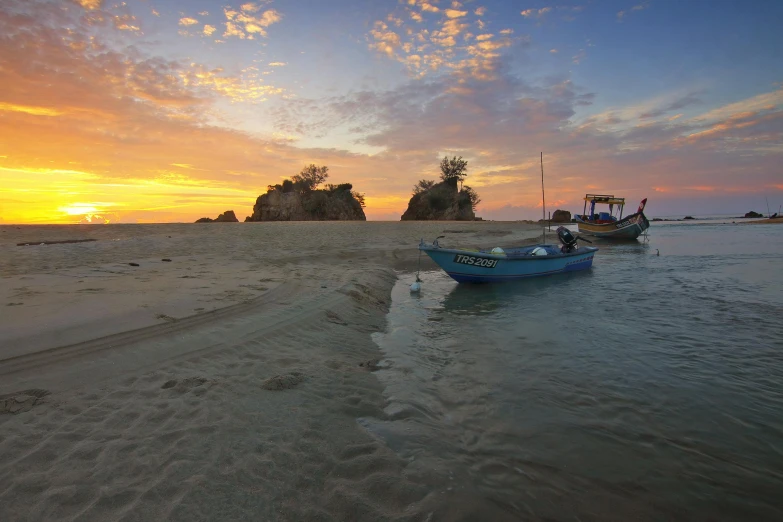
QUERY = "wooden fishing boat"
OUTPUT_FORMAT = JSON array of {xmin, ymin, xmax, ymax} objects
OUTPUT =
[
  {"xmin": 419, "ymin": 227, "xmax": 598, "ymax": 283},
  {"xmin": 574, "ymin": 194, "xmax": 650, "ymax": 239}
]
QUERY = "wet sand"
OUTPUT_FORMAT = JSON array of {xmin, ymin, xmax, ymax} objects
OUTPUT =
[
  {"xmin": 0, "ymin": 221, "xmax": 539, "ymax": 521},
  {"xmin": 746, "ymin": 217, "xmax": 783, "ymax": 225}
]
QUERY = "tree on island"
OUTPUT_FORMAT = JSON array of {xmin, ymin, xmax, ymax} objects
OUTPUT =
[
  {"xmin": 402, "ymin": 156, "xmax": 481, "ymax": 220},
  {"xmin": 254, "ymin": 164, "xmax": 366, "ymax": 221},
  {"xmin": 412, "ymin": 179, "xmax": 436, "ymax": 195},
  {"xmin": 461, "ymin": 185, "xmax": 481, "ymax": 210},
  {"xmin": 440, "ymin": 156, "xmax": 469, "ymax": 185},
  {"xmin": 292, "ymin": 164, "xmax": 329, "ymax": 191}
]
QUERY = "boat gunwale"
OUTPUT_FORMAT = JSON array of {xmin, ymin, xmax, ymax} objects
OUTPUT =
[
  {"xmin": 574, "ymin": 210, "xmax": 648, "ymax": 227},
  {"xmin": 419, "ymin": 245, "xmax": 598, "ymax": 260}
]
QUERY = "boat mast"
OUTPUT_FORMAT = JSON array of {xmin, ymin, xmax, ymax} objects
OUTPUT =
[{"xmin": 540, "ymin": 152, "xmax": 546, "ymax": 243}]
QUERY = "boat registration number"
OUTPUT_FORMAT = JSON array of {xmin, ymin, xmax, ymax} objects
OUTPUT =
[{"xmin": 453, "ymin": 254, "xmax": 498, "ymax": 268}]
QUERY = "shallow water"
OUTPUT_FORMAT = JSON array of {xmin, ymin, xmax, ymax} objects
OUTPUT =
[{"xmin": 369, "ymin": 223, "xmax": 783, "ymax": 521}]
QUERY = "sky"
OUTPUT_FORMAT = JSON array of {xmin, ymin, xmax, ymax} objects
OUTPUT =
[{"xmin": 0, "ymin": 0, "xmax": 781, "ymax": 224}]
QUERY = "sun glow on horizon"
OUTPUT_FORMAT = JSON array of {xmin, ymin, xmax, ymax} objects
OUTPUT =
[{"xmin": 0, "ymin": 0, "xmax": 781, "ymax": 224}]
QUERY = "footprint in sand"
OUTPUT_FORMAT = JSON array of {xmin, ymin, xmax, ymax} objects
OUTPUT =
[
  {"xmin": 358, "ymin": 359, "xmax": 382, "ymax": 372},
  {"xmin": 161, "ymin": 377, "xmax": 214, "ymax": 395},
  {"xmin": 261, "ymin": 372, "xmax": 305, "ymax": 391},
  {"xmin": 0, "ymin": 389, "xmax": 50, "ymax": 414},
  {"xmin": 326, "ymin": 310, "xmax": 347, "ymax": 325}
]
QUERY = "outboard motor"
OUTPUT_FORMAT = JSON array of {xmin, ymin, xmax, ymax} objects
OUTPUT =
[{"xmin": 557, "ymin": 226, "xmax": 590, "ymax": 253}]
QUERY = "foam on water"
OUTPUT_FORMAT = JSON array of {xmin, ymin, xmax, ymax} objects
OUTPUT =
[{"xmin": 370, "ymin": 222, "xmax": 783, "ymax": 520}]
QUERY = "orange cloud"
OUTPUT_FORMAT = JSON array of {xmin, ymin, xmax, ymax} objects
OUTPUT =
[
  {"xmin": 71, "ymin": 0, "xmax": 102, "ymax": 10},
  {"xmin": 445, "ymin": 9, "xmax": 468, "ymax": 19},
  {"xmin": 0, "ymin": 102, "xmax": 64, "ymax": 116},
  {"xmin": 223, "ymin": 3, "xmax": 282, "ymax": 39}
]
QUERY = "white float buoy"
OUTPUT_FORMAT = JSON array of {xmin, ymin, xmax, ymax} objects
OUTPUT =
[{"xmin": 410, "ymin": 281, "xmax": 421, "ymax": 293}]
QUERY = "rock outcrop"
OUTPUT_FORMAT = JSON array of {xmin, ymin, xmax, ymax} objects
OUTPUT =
[
  {"xmin": 195, "ymin": 210, "xmax": 239, "ymax": 223},
  {"xmin": 401, "ymin": 178, "xmax": 475, "ymax": 221},
  {"xmin": 551, "ymin": 209, "xmax": 571, "ymax": 223},
  {"xmin": 744, "ymin": 211, "xmax": 763, "ymax": 218},
  {"xmin": 246, "ymin": 186, "xmax": 365, "ymax": 222}
]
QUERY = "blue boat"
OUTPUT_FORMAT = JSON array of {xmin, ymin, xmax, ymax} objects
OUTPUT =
[{"xmin": 419, "ymin": 227, "xmax": 598, "ymax": 283}]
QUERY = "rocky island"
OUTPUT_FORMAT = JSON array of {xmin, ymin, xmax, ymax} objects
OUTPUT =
[
  {"xmin": 195, "ymin": 210, "xmax": 239, "ymax": 223},
  {"xmin": 245, "ymin": 165, "xmax": 366, "ymax": 222},
  {"xmin": 400, "ymin": 156, "xmax": 480, "ymax": 221},
  {"xmin": 551, "ymin": 210, "xmax": 572, "ymax": 223}
]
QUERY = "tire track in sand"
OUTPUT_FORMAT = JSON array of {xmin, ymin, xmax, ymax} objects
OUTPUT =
[{"xmin": 0, "ymin": 280, "xmax": 361, "ymax": 392}]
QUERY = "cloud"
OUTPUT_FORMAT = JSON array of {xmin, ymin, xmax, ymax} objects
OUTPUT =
[
  {"xmin": 179, "ymin": 17, "xmax": 199, "ymax": 26},
  {"xmin": 521, "ymin": 7, "xmax": 551, "ymax": 19},
  {"xmin": 223, "ymin": 3, "xmax": 282, "ymax": 39},
  {"xmin": 691, "ymin": 88, "xmax": 783, "ymax": 123},
  {"xmin": 0, "ymin": 2, "xmax": 380, "ymax": 223},
  {"xmin": 0, "ymin": 102, "xmax": 64, "ymax": 117},
  {"xmin": 618, "ymin": 2, "xmax": 649, "ymax": 21},
  {"xmin": 113, "ymin": 14, "xmax": 140, "ymax": 33},
  {"xmin": 572, "ymin": 49, "xmax": 585, "ymax": 64},
  {"xmin": 550, "ymin": 48, "xmax": 558, "ymax": 53},
  {"xmin": 268, "ymin": 62, "xmax": 287, "ymax": 66},
  {"xmin": 183, "ymin": 64, "xmax": 284, "ymax": 102},
  {"xmin": 410, "ymin": 1, "xmax": 439, "ymax": 14},
  {"xmin": 368, "ymin": 21, "xmax": 402, "ymax": 58},
  {"xmin": 6, "ymin": 0, "xmax": 782, "ymax": 223},
  {"xmin": 203, "ymin": 24, "xmax": 216, "ymax": 36},
  {"xmin": 445, "ymin": 9, "xmax": 468, "ymax": 18},
  {"xmin": 475, "ymin": 7, "xmax": 486, "ymax": 16},
  {"xmin": 639, "ymin": 91, "xmax": 703, "ymax": 119},
  {"xmin": 71, "ymin": 0, "xmax": 102, "ymax": 10},
  {"xmin": 368, "ymin": 5, "xmax": 521, "ymax": 80},
  {"xmin": 240, "ymin": 2, "xmax": 261, "ymax": 12}
]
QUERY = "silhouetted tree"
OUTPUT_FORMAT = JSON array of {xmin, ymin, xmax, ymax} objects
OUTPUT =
[
  {"xmin": 462, "ymin": 185, "xmax": 481, "ymax": 210},
  {"xmin": 352, "ymin": 192, "xmax": 366, "ymax": 208},
  {"xmin": 412, "ymin": 179, "xmax": 436, "ymax": 195},
  {"xmin": 292, "ymin": 164, "xmax": 329, "ymax": 191},
  {"xmin": 439, "ymin": 156, "xmax": 468, "ymax": 183}
]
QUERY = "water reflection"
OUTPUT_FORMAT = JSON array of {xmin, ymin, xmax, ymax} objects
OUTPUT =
[
  {"xmin": 440, "ymin": 268, "xmax": 596, "ymax": 317},
  {"xmin": 373, "ymin": 224, "xmax": 783, "ymax": 521}
]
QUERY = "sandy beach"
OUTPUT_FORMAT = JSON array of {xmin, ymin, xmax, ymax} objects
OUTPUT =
[
  {"xmin": 746, "ymin": 217, "xmax": 783, "ymax": 225},
  {"xmin": 0, "ymin": 221, "xmax": 540, "ymax": 521}
]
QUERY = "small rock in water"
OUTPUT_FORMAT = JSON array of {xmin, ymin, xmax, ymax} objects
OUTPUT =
[
  {"xmin": 161, "ymin": 258, "xmax": 172, "ymax": 262},
  {"xmin": 410, "ymin": 281, "xmax": 421, "ymax": 293},
  {"xmin": 129, "ymin": 262, "xmax": 140, "ymax": 267}
]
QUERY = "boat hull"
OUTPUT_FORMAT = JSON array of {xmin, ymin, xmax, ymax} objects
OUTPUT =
[
  {"xmin": 421, "ymin": 245, "xmax": 597, "ymax": 283},
  {"xmin": 576, "ymin": 212, "xmax": 650, "ymax": 239}
]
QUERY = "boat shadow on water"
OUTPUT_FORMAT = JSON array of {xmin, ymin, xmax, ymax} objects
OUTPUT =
[{"xmin": 439, "ymin": 268, "xmax": 595, "ymax": 317}]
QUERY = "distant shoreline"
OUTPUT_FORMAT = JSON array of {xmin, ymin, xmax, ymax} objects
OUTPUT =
[{"xmin": 744, "ymin": 217, "xmax": 783, "ymax": 225}]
